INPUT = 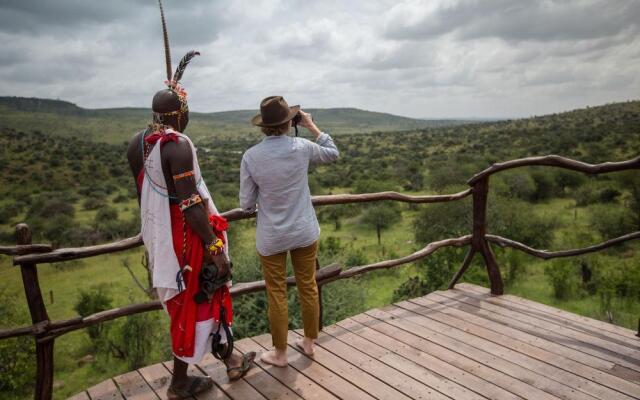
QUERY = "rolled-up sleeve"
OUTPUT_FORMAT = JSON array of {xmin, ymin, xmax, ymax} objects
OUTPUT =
[
  {"xmin": 308, "ymin": 132, "xmax": 339, "ymax": 164},
  {"xmin": 239, "ymin": 155, "xmax": 258, "ymax": 213}
]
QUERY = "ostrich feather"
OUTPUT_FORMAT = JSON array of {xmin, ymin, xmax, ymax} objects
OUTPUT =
[
  {"xmin": 173, "ymin": 50, "xmax": 200, "ymax": 84},
  {"xmin": 158, "ymin": 0, "xmax": 172, "ymax": 82}
]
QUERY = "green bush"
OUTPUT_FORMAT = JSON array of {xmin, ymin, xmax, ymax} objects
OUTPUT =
[
  {"xmin": 0, "ymin": 289, "xmax": 35, "ymax": 397},
  {"xmin": 95, "ymin": 206, "xmax": 118, "ymax": 222},
  {"xmin": 344, "ymin": 249, "xmax": 368, "ymax": 267},
  {"xmin": 488, "ymin": 196, "xmax": 556, "ymax": 249},
  {"xmin": 497, "ymin": 171, "xmax": 536, "ymax": 200},
  {"xmin": 74, "ymin": 287, "xmax": 113, "ymax": 340},
  {"xmin": 116, "ymin": 313, "xmax": 162, "ymax": 370},
  {"xmin": 589, "ymin": 205, "xmax": 635, "ymax": 239},
  {"xmin": 83, "ymin": 196, "xmax": 106, "ymax": 211},
  {"xmin": 544, "ymin": 259, "xmax": 579, "ymax": 300},
  {"xmin": 393, "ymin": 248, "xmax": 462, "ymax": 302},
  {"xmin": 392, "ymin": 276, "xmax": 428, "ymax": 302},
  {"xmin": 414, "ymin": 198, "xmax": 471, "ymax": 246},
  {"xmin": 321, "ymin": 236, "xmax": 342, "ymax": 257}
]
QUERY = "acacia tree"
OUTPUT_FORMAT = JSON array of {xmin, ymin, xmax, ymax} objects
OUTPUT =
[{"xmin": 362, "ymin": 203, "xmax": 399, "ymax": 245}]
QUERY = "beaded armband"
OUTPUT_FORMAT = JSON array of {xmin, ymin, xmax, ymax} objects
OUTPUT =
[
  {"xmin": 206, "ymin": 238, "xmax": 225, "ymax": 255},
  {"xmin": 173, "ymin": 170, "xmax": 195, "ymax": 181},
  {"xmin": 179, "ymin": 194, "xmax": 202, "ymax": 211}
]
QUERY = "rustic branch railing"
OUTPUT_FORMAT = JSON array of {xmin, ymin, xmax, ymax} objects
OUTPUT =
[{"xmin": 1, "ymin": 154, "xmax": 639, "ymax": 400}]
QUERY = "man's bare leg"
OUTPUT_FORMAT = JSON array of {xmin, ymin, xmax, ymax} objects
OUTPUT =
[
  {"xmin": 168, "ymin": 357, "xmax": 212, "ymax": 399},
  {"xmin": 171, "ymin": 357, "xmax": 189, "ymax": 387}
]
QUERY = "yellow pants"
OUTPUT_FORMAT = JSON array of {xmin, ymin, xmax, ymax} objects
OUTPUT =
[{"xmin": 259, "ymin": 241, "xmax": 319, "ymax": 350}]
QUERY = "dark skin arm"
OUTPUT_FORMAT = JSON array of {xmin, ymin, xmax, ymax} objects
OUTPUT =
[
  {"xmin": 163, "ymin": 139, "xmax": 231, "ymax": 275},
  {"xmin": 126, "ymin": 130, "xmax": 144, "ymax": 204}
]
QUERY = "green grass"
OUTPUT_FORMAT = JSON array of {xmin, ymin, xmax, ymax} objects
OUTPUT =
[
  {"xmin": 3, "ymin": 196, "xmax": 640, "ymax": 399},
  {"xmin": 2, "ymin": 97, "xmax": 640, "ymax": 398}
]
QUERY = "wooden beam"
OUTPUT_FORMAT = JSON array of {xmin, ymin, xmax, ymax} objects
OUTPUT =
[
  {"xmin": 14, "ymin": 235, "xmax": 143, "ymax": 265},
  {"xmin": 333, "ymin": 235, "xmax": 471, "ymax": 281},
  {"xmin": 468, "ymin": 155, "xmax": 640, "ymax": 185},
  {"xmin": 486, "ymin": 232, "xmax": 640, "ymax": 260},
  {"xmin": 13, "ymin": 190, "xmax": 472, "ymax": 265},
  {"xmin": 0, "ymin": 244, "xmax": 53, "ymax": 256},
  {"xmin": 221, "ymin": 190, "xmax": 472, "ymax": 221}
]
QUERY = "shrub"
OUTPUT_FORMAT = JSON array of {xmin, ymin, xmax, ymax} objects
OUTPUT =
[
  {"xmin": 74, "ymin": 287, "xmax": 113, "ymax": 340},
  {"xmin": 488, "ymin": 196, "xmax": 556, "ymax": 249},
  {"xmin": 344, "ymin": 249, "xmax": 368, "ymax": 267},
  {"xmin": 0, "ymin": 289, "xmax": 35, "ymax": 396},
  {"xmin": 83, "ymin": 196, "xmax": 106, "ymax": 211},
  {"xmin": 95, "ymin": 206, "xmax": 118, "ymax": 222},
  {"xmin": 414, "ymin": 198, "xmax": 471, "ymax": 246},
  {"xmin": 116, "ymin": 313, "xmax": 161, "ymax": 370},
  {"xmin": 27, "ymin": 197, "xmax": 75, "ymax": 219},
  {"xmin": 321, "ymin": 236, "xmax": 342, "ymax": 257},
  {"xmin": 530, "ymin": 170, "xmax": 558, "ymax": 201},
  {"xmin": 392, "ymin": 276, "xmax": 428, "ymax": 302},
  {"xmin": 544, "ymin": 260, "xmax": 578, "ymax": 300},
  {"xmin": 589, "ymin": 205, "xmax": 635, "ymax": 239},
  {"xmin": 498, "ymin": 171, "xmax": 536, "ymax": 200},
  {"xmin": 392, "ymin": 248, "xmax": 462, "ymax": 302}
]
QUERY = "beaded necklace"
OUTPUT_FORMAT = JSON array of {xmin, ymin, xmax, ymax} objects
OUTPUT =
[{"xmin": 141, "ymin": 127, "xmax": 195, "ymax": 273}]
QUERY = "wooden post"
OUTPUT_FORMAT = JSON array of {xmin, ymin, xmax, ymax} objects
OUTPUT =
[
  {"xmin": 449, "ymin": 178, "xmax": 505, "ymax": 294},
  {"xmin": 316, "ymin": 258, "xmax": 324, "ymax": 330},
  {"xmin": 448, "ymin": 248, "xmax": 475, "ymax": 289},
  {"xmin": 16, "ymin": 224, "xmax": 54, "ymax": 400},
  {"xmin": 472, "ymin": 178, "xmax": 504, "ymax": 295}
]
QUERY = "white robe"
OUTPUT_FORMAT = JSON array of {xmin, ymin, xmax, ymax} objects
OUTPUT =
[{"xmin": 139, "ymin": 129, "xmax": 229, "ymax": 363}]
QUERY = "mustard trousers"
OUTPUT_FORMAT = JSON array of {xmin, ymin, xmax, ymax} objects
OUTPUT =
[{"xmin": 259, "ymin": 241, "xmax": 319, "ymax": 350}]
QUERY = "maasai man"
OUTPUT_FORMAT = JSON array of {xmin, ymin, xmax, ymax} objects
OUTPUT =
[{"xmin": 126, "ymin": 2, "xmax": 254, "ymax": 398}]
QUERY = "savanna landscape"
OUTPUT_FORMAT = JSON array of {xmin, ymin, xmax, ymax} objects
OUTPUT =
[{"xmin": 1, "ymin": 96, "xmax": 639, "ymax": 399}]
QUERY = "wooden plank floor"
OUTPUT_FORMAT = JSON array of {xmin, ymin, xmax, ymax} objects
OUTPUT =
[{"xmin": 70, "ymin": 283, "xmax": 640, "ymax": 400}]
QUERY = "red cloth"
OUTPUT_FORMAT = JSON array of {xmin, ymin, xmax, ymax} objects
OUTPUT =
[
  {"xmin": 136, "ymin": 164, "xmax": 232, "ymax": 358},
  {"xmin": 145, "ymin": 130, "xmax": 179, "ymax": 146},
  {"xmin": 165, "ymin": 204, "xmax": 232, "ymax": 357}
]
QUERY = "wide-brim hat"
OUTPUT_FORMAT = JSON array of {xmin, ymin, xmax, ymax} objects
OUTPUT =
[{"xmin": 251, "ymin": 96, "xmax": 300, "ymax": 127}]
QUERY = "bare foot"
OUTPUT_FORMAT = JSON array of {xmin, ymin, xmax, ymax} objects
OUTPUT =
[
  {"xmin": 260, "ymin": 349, "xmax": 288, "ymax": 367},
  {"xmin": 296, "ymin": 337, "xmax": 315, "ymax": 356}
]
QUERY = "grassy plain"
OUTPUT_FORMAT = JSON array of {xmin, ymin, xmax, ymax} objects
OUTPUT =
[{"xmin": 1, "ymin": 97, "xmax": 639, "ymax": 398}]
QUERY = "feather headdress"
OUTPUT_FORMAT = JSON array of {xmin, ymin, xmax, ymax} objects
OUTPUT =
[{"xmin": 157, "ymin": 0, "xmax": 199, "ymax": 94}]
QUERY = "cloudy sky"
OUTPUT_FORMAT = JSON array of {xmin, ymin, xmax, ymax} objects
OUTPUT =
[{"xmin": 0, "ymin": 0, "xmax": 638, "ymax": 118}]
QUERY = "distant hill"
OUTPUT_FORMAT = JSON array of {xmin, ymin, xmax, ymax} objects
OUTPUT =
[{"xmin": 0, "ymin": 96, "xmax": 465, "ymax": 144}]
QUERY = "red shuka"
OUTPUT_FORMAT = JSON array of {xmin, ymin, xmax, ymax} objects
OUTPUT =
[
  {"xmin": 136, "ymin": 143, "xmax": 232, "ymax": 357},
  {"xmin": 165, "ymin": 204, "xmax": 232, "ymax": 357}
]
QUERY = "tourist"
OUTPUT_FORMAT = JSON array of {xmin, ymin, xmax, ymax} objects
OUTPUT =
[{"xmin": 240, "ymin": 96, "xmax": 339, "ymax": 366}]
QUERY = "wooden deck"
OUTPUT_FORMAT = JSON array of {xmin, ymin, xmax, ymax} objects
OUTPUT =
[{"xmin": 69, "ymin": 283, "xmax": 640, "ymax": 400}]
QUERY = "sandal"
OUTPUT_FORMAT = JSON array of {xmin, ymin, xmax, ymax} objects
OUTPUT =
[
  {"xmin": 227, "ymin": 351, "xmax": 256, "ymax": 381},
  {"xmin": 167, "ymin": 376, "xmax": 214, "ymax": 400}
]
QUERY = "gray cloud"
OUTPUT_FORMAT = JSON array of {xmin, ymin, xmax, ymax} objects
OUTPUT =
[
  {"xmin": 0, "ymin": 0, "xmax": 637, "ymax": 119},
  {"xmin": 384, "ymin": 0, "xmax": 640, "ymax": 43}
]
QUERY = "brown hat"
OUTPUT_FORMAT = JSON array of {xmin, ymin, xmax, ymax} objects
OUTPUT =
[{"xmin": 251, "ymin": 96, "xmax": 300, "ymax": 127}]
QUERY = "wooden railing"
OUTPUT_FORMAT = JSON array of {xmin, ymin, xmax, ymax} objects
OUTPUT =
[{"xmin": 1, "ymin": 154, "xmax": 639, "ymax": 400}]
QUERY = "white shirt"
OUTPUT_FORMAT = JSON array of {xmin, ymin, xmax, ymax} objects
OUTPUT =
[{"xmin": 239, "ymin": 133, "xmax": 339, "ymax": 256}]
